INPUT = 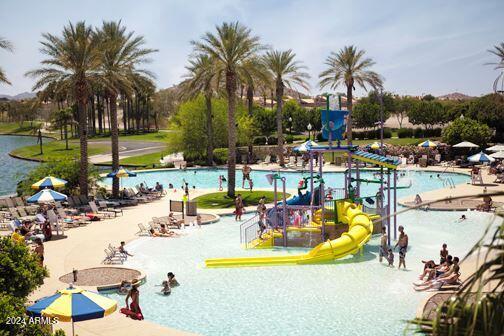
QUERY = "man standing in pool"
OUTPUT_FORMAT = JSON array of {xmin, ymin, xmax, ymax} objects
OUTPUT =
[
  {"xmin": 394, "ymin": 226, "xmax": 408, "ymax": 269},
  {"xmin": 379, "ymin": 226, "xmax": 388, "ymax": 263},
  {"xmin": 242, "ymin": 164, "xmax": 252, "ymax": 189}
]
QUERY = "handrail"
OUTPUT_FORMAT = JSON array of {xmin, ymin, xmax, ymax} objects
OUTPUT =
[{"xmin": 240, "ymin": 213, "xmax": 259, "ymax": 244}]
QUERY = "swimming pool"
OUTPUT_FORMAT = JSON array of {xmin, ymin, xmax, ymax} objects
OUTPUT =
[
  {"xmin": 101, "ymin": 168, "xmax": 469, "ymax": 200},
  {"xmin": 105, "ymin": 211, "xmax": 499, "ymax": 336}
]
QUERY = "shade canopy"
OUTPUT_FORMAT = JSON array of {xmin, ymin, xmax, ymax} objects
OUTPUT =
[
  {"xmin": 489, "ymin": 151, "xmax": 504, "ymax": 159},
  {"xmin": 468, "ymin": 151, "xmax": 495, "ymax": 163},
  {"xmin": 486, "ymin": 144, "xmax": 504, "ymax": 152},
  {"xmin": 417, "ymin": 140, "xmax": 437, "ymax": 148},
  {"xmin": 366, "ymin": 142, "xmax": 386, "ymax": 150},
  {"xmin": 294, "ymin": 140, "xmax": 320, "ymax": 152},
  {"xmin": 106, "ymin": 167, "xmax": 137, "ymax": 178},
  {"xmin": 453, "ymin": 141, "xmax": 479, "ymax": 148},
  {"xmin": 27, "ymin": 188, "xmax": 67, "ymax": 203},
  {"xmin": 31, "ymin": 176, "xmax": 68, "ymax": 190}
]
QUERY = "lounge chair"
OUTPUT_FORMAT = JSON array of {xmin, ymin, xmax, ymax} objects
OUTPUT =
[
  {"xmin": 131, "ymin": 187, "xmax": 157, "ymax": 201},
  {"xmin": 126, "ymin": 189, "xmax": 149, "ymax": 203},
  {"xmin": 262, "ymin": 155, "xmax": 271, "ymax": 165},
  {"xmin": 47, "ymin": 210, "xmax": 66, "ymax": 234},
  {"xmin": 102, "ymin": 249, "xmax": 123, "ymax": 264},
  {"xmin": 88, "ymin": 202, "xmax": 115, "ymax": 218},
  {"xmin": 56, "ymin": 207, "xmax": 89, "ymax": 226},
  {"xmin": 16, "ymin": 207, "xmax": 37, "ymax": 220},
  {"xmin": 97, "ymin": 201, "xmax": 123, "ymax": 216},
  {"xmin": 5, "ymin": 198, "xmax": 17, "ymax": 209},
  {"xmin": 136, "ymin": 223, "xmax": 151, "ymax": 236}
]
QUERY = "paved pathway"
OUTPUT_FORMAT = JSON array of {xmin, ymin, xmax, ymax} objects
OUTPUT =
[{"xmin": 88, "ymin": 140, "xmax": 167, "ymax": 164}]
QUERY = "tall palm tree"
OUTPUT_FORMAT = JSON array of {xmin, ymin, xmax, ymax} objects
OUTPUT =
[
  {"xmin": 487, "ymin": 42, "xmax": 504, "ymax": 93},
  {"xmin": 96, "ymin": 20, "xmax": 157, "ymax": 198},
  {"xmin": 26, "ymin": 21, "xmax": 101, "ymax": 196},
  {"xmin": 0, "ymin": 37, "xmax": 13, "ymax": 85},
  {"xmin": 180, "ymin": 53, "xmax": 221, "ymax": 165},
  {"xmin": 192, "ymin": 22, "xmax": 263, "ymax": 197},
  {"xmin": 262, "ymin": 49, "xmax": 310, "ymax": 165},
  {"xmin": 319, "ymin": 45, "xmax": 383, "ymax": 145}
]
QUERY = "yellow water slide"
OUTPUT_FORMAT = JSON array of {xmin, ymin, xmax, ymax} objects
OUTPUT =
[{"xmin": 205, "ymin": 201, "xmax": 374, "ymax": 268}]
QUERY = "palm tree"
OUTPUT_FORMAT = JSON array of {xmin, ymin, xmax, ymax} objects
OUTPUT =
[
  {"xmin": 192, "ymin": 22, "xmax": 263, "ymax": 197},
  {"xmin": 487, "ymin": 42, "xmax": 504, "ymax": 93},
  {"xmin": 26, "ymin": 22, "xmax": 101, "ymax": 196},
  {"xmin": 319, "ymin": 45, "xmax": 383, "ymax": 145},
  {"xmin": 96, "ymin": 20, "xmax": 157, "ymax": 198},
  {"xmin": 0, "ymin": 37, "xmax": 13, "ymax": 85},
  {"xmin": 262, "ymin": 50, "xmax": 309, "ymax": 165},
  {"xmin": 180, "ymin": 53, "xmax": 221, "ymax": 165}
]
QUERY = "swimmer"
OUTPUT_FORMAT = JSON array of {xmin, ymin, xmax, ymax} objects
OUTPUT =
[
  {"xmin": 458, "ymin": 214, "xmax": 467, "ymax": 221},
  {"xmin": 161, "ymin": 280, "xmax": 171, "ymax": 295}
]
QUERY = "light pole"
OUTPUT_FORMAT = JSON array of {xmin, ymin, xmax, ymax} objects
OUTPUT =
[
  {"xmin": 307, "ymin": 123, "xmax": 312, "ymax": 141},
  {"xmin": 288, "ymin": 116, "xmax": 293, "ymax": 136}
]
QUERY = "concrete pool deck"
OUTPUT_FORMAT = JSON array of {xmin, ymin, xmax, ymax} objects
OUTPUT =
[{"xmin": 13, "ymin": 164, "xmax": 504, "ymax": 335}]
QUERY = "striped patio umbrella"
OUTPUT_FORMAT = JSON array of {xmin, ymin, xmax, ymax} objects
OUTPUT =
[
  {"xmin": 490, "ymin": 151, "xmax": 504, "ymax": 159},
  {"xmin": 366, "ymin": 142, "xmax": 386, "ymax": 150},
  {"xmin": 31, "ymin": 176, "xmax": 68, "ymax": 190},
  {"xmin": 468, "ymin": 151, "xmax": 496, "ymax": 163},
  {"xmin": 417, "ymin": 140, "xmax": 437, "ymax": 148},
  {"xmin": 106, "ymin": 167, "xmax": 137, "ymax": 178},
  {"xmin": 27, "ymin": 188, "xmax": 67, "ymax": 203},
  {"xmin": 27, "ymin": 286, "xmax": 117, "ymax": 336}
]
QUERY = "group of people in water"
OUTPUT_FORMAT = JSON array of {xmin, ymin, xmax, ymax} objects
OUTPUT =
[
  {"xmin": 379, "ymin": 225, "xmax": 409, "ymax": 269},
  {"xmin": 414, "ymin": 244, "xmax": 461, "ymax": 291}
]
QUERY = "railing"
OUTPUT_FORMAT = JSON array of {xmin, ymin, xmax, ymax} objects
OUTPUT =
[
  {"xmin": 328, "ymin": 187, "xmax": 346, "ymax": 200},
  {"xmin": 240, "ymin": 213, "xmax": 260, "ymax": 246},
  {"xmin": 443, "ymin": 177, "xmax": 456, "ymax": 189}
]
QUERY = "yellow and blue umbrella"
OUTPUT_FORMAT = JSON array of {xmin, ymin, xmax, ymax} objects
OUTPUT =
[
  {"xmin": 468, "ymin": 151, "xmax": 495, "ymax": 163},
  {"xmin": 107, "ymin": 167, "xmax": 137, "ymax": 178},
  {"xmin": 31, "ymin": 176, "xmax": 68, "ymax": 190},
  {"xmin": 366, "ymin": 142, "xmax": 386, "ymax": 150},
  {"xmin": 27, "ymin": 286, "xmax": 117, "ymax": 336},
  {"xmin": 27, "ymin": 188, "xmax": 67, "ymax": 203},
  {"xmin": 417, "ymin": 140, "xmax": 437, "ymax": 148}
]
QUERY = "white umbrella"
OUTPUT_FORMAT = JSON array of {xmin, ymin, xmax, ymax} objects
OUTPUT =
[
  {"xmin": 453, "ymin": 141, "xmax": 479, "ymax": 148},
  {"xmin": 294, "ymin": 140, "xmax": 320, "ymax": 152},
  {"xmin": 486, "ymin": 144, "xmax": 504, "ymax": 152},
  {"xmin": 468, "ymin": 151, "xmax": 495, "ymax": 163},
  {"xmin": 489, "ymin": 151, "xmax": 504, "ymax": 159}
]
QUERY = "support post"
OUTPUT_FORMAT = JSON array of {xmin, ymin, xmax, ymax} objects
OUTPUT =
[
  {"xmin": 393, "ymin": 170, "xmax": 397, "ymax": 240},
  {"xmin": 273, "ymin": 178, "xmax": 278, "ymax": 228},
  {"xmin": 318, "ymin": 152, "xmax": 325, "ymax": 240},
  {"xmin": 282, "ymin": 177, "xmax": 287, "ymax": 247},
  {"xmin": 355, "ymin": 160, "xmax": 361, "ymax": 197},
  {"xmin": 387, "ymin": 169, "xmax": 391, "ymax": 245}
]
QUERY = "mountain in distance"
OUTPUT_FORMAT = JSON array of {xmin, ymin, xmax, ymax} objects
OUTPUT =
[{"xmin": 0, "ymin": 91, "xmax": 37, "ymax": 101}]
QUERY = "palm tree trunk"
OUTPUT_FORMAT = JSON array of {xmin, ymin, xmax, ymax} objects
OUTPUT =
[
  {"xmin": 109, "ymin": 94, "xmax": 120, "ymax": 198},
  {"xmin": 276, "ymin": 81, "xmax": 284, "ymax": 166},
  {"xmin": 122, "ymin": 98, "xmax": 127, "ymax": 132},
  {"xmin": 205, "ymin": 92, "xmax": 214, "ymax": 166},
  {"xmin": 76, "ymin": 87, "xmax": 89, "ymax": 196},
  {"xmin": 97, "ymin": 95, "xmax": 103, "ymax": 134},
  {"xmin": 226, "ymin": 71, "xmax": 237, "ymax": 197},
  {"xmin": 346, "ymin": 83, "xmax": 353, "ymax": 145}
]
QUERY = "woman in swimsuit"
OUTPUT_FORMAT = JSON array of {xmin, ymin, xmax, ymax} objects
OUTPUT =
[{"xmin": 125, "ymin": 283, "xmax": 143, "ymax": 319}]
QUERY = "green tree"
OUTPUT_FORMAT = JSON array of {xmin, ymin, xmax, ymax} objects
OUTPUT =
[
  {"xmin": 352, "ymin": 102, "xmax": 382, "ymax": 129},
  {"xmin": 319, "ymin": 45, "xmax": 383, "ymax": 144},
  {"xmin": 192, "ymin": 22, "xmax": 263, "ymax": 197},
  {"xmin": 262, "ymin": 49, "xmax": 309, "ymax": 165},
  {"xmin": 26, "ymin": 22, "xmax": 101, "ymax": 196},
  {"xmin": 96, "ymin": 21, "xmax": 157, "ymax": 198},
  {"xmin": 407, "ymin": 100, "xmax": 445, "ymax": 129},
  {"xmin": 0, "ymin": 37, "xmax": 13, "ymax": 85},
  {"xmin": 180, "ymin": 54, "xmax": 220, "ymax": 165},
  {"xmin": 50, "ymin": 107, "xmax": 73, "ymax": 150},
  {"xmin": 442, "ymin": 117, "xmax": 492, "ymax": 146},
  {"xmin": 486, "ymin": 42, "xmax": 504, "ymax": 92},
  {"xmin": 466, "ymin": 93, "xmax": 504, "ymax": 141},
  {"xmin": 395, "ymin": 96, "xmax": 418, "ymax": 128},
  {"xmin": 422, "ymin": 93, "xmax": 436, "ymax": 101},
  {"xmin": 253, "ymin": 106, "xmax": 276, "ymax": 135}
]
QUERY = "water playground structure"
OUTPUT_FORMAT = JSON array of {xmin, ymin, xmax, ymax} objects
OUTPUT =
[{"xmin": 205, "ymin": 97, "xmax": 402, "ymax": 268}]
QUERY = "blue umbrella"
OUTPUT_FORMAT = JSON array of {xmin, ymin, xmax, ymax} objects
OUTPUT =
[
  {"xmin": 106, "ymin": 167, "xmax": 137, "ymax": 178},
  {"xmin": 468, "ymin": 151, "xmax": 495, "ymax": 163},
  {"xmin": 27, "ymin": 188, "xmax": 67, "ymax": 203}
]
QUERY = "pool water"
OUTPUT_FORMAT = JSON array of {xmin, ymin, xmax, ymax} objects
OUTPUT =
[
  {"xmin": 106, "ymin": 211, "xmax": 499, "ymax": 336},
  {"xmin": 101, "ymin": 168, "xmax": 469, "ymax": 200}
]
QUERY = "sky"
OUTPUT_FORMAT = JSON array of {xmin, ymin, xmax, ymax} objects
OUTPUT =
[{"xmin": 0, "ymin": 0, "xmax": 503, "ymax": 97}]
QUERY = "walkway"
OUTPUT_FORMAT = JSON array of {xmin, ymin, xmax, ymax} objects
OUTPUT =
[{"xmin": 88, "ymin": 140, "xmax": 166, "ymax": 164}]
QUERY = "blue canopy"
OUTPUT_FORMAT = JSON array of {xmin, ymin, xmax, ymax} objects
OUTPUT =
[
  {"xmin": 27, "ymin": 188, "xmax": 67, "ymax": 203},
  {"xmin": 468, "ymin": 151, "xmax": 495, "ymax": 163}
]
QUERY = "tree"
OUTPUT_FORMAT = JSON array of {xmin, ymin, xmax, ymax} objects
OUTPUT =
[
  {"xmin": 0, "ymin": 37, "xmax": 13, "ymax": 85},
  {"xmin": 466, "ymin": 93, "xmax": 504, "ymax": 141},
  {"xmin": 96, "ymin": 21, "xmax": 157, "ymax": 198},
  {"xmin": 192, "ymin": 22, "xmax": 263, "ymax": 197},
  {"xmin": 486, "ymin": 42, "xmax": 504, "ymax": 92},
  {"xmin": 319, "ymin": 45, "xmax": 383, "ymax": 144},
  {"xmin": 26, "ymin": 22, "xmax": 101, "ymax": 196},
  {"xmin": 421, "ymin": 93, "xmax": 436, "ymax": 101},
  {"xmin": 262, "ymin": 49, "xmax": 309, "ymax": 165},
  {"xmin": 50, "ymin": 107, "xmax": 73, "ymax": 150},
  {"xmin": 352, "ymin": 102, "xmax": 382, "ymax": 129},
  {"xmin": 395, "ymin": 96, "xmax": 417, "ymax": 128},
  {"xmin": 407, "ymin": 100, "xmax": 445, "ymax": 129},
  {"xmin": 180, "ymin": 54, "xmax": 220, "ymax": 165},
  {"xmin": 442, "ymin": 117, "xmax": 492, "ymax": 146}
]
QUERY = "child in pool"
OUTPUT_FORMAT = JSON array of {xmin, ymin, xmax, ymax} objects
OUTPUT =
[
  {"xmin": 387, "ymin": 249, "xmax": 394, "ymax": 267},
  {"xmin": 161, "ymin": 280, "xmax": 171, "ymax": 296}
]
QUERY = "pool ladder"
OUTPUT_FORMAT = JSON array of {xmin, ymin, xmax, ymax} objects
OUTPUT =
[{"xmin": 443, "ymin": 177, "xmax": 456, "ymax": 189}]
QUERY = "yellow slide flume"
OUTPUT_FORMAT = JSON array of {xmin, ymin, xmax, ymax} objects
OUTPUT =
[{"xmin": 205, "ymin": 201, "xmax": 374, "ymax": 268}]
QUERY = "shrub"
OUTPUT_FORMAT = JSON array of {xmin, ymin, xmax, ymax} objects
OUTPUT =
[
  {"xmin": 267, "ymin": 136, "xmax": 278, "ymax": 145},
  {"xmin": 285, "ymin": 134, "xmax": 294, "ymax": 144},
  {"xmin": 213, "ymin": 148, "xmax": 229, "ymax": 165},
  {"xmin": 253, "ymin": 136, "xmax": 267, "ymax": 145},
  {"xmin": 397, "ymin": 128, "xmax": 413, "ymax": 138},
  {"xmin": 183, "ymin": 151, "xmax": 205, "ymax": 163},
  {"xmin": 413, "ymin": 127, "xmax": 424, "ymax": 138},
  {"xmin": 442, "ymin": 118, "xmax": 492, "ymax": 146}
]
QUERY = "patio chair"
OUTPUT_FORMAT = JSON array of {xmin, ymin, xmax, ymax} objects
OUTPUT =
[
  {"xmin": 16, "ymin": 207, "xmax": 37, "ymax": 221},
  {"xmin": 97, "ymin": 201, "xmax": 123, "ymax": 216},
  {"xmin": 136, "ymin": 223, "xmax": 151, "ymax": 236},
  {"xmin": 102, "ymin": 249, "xmax": 123, "ymax": 264},
  {"xmin": 127, "ymin": 188, "xmax": 149, "ymax": 203},
  {"xmin": 5, "ymin": 198, "xmax": 16, "ymax": 208},
  {"xmin": 108, "ymin": 243, "xmax": 128, "ymax": 260},
  {"xmin": 88, "ymin": 202, "xmax": 115, "ymax": 218},
  {"xmin": 47, "ymin": 210, "xmax": 66, "ymax": 234},
  {"xmin": 263, "ymin": 155, "xmax": 271, "ymax": 165},
  {"xmin": 0, "ymin": 198, "xmax": 8, "ymax": 209}
]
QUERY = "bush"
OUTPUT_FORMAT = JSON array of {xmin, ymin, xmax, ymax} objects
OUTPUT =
[
  {"xmin": 397, "ymin": 128, "xmax": 413, "ymax": 138},
  {"xmin": 213, "ymin": 148, "xmax": 229, "ymax": 165},
  {"xmin": 285, "ymin": 134, "xmax": 294, "ymax": 144},
  {"xmin": 183, "ymin": 151, "xmax": 205, "ymax": 163},
  {"xmin": 253, "ymin": 136, "xmax": 267, "ymax": 145},
  {"xmin": 267, "ymin": 136, "xmax": 278, "ymax": 145},
  {"xmin": 413, "ymin": 127, "xmax": 424, "ymax": 138}
]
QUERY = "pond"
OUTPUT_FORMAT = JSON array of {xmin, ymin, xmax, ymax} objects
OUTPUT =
[{"xmin": 0, "ymin": 135, "xmax": 38, "ymax": 196}]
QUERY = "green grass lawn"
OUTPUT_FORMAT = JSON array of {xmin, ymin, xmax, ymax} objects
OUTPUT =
[
  {"xmin": 10, "ymin": 140, "xmax": 109, "ymax": 162},
  {"xmin": 88, "ymin": 130, "xmax": 177, "ymax": 143},
  {"xmin": 0, "ymin": 121, "xmax": 44, "ymax": 135},
  {"xmin": 193, "ymin": 190, "xmax": 291, "ymax": 209},
  {"xmin": 116, "ymin": 151, "xmax": 169, "ymax": 167}
]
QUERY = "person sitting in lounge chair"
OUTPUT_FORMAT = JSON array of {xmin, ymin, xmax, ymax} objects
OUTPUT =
[
  {"xmin": 168, "ymin": 212, "xmax": 183, "ymax": 229},
  {"xmin": 414, "ymin": 194, "xmax": 422, "ymax": 205},
  {"xmin": 476, "ymin": 196, "xmax": 493, "ymax": 212}
]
